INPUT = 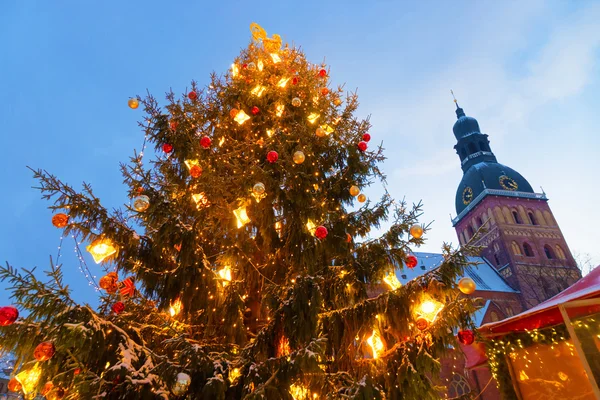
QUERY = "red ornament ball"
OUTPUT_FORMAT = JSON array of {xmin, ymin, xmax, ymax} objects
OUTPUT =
[
  {"xmin": 162, "ymin": 143, "xmax": 173, "ymax": 154},
  {"xmin": 242, "ymin": 63, "xmax": 248, "ymax": 69},
  {"xmin": 315, "ymin": 226, "xmax": 328, "ymax": 240},
  {"xmin": 346, "ymin": 233, "xmax": 352, "ymax": 243},
  {"xmin": 112, "ymin": 301, "xmax": 125, "ymax": 314},
  {"xmin": 362, "ymin": 133, "xmax": 371, "ymax": 142},
  {"xmin": 416, "ymin": 317, "xmax": 429, "ymax": 331},
  {"xmin": 251, "ymin": 106, "xmax": 260, "ymax": 115},
  {"xmin": 292, "ymin": 77, "xmax": 299, "ymax": 85},
  {"xmin": 0, "ymin": 306, "xmax": 19, "ymax": 326},
  {"xmin": 188, "ymin": 91, "xmax": 197, "ymax": 100},
  {"xmin": 190, "ymin": 165, "xmax": 202, "ymax": 178},
  {"xmin": 267, "ymin": 151, "xmax": 279, "ymax": 163},
  {"xmin": 405, "ymin": 255, "xmax": 418, "ymax": 269},
  {"xmin": 52, "ymin": 213, "xmax": 69, "ymax": 228},
  {"xmin": 200, "ymin": 136, "xmax": 211, "ymax": 149},
  {"xmin": 357, "ymin": 141, "xmax": 368, "ymax": 152},
  {"xmin": 74, "ymin": 368, "xmax": 81, "ymax": 375},
  {"xmin": 34, "ymin": 341, "xmax": 56, "ymax": 361},
  {"xmin": 318, "ymin": 68, "xmax": 327, "ymax": 77},
  {"xmin": 169, "ymin": 120, "xmax": 178, "ymax": 131},
  {"xmin": 457, "ymin": 329, "xmax": 475, "ymax": 345}
]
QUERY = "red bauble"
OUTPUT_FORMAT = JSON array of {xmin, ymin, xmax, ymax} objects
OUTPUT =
[
  {"xmin": 74, "ymin": 368, "xmax": 81, "ymax": 375},
  {"xmin": 315, "ymin": 226, "xmax": 328, "ymax": 240},
  {"xmin": 362, "ymin": 133, "xmax": 371, "ymax": 142},
  {"xmin": 251, "ymin": 106, "xmax": 260, "ymax": 115},
  {"xmin": 346, "ymin": 233, "xmax": 352, "ymax": 243},
  {"xmin": 405, "ymin": 255, "xmax": 418, "ymax": 269},
  {"xmin": 242, "ymin": 63, "xmax": 248, "ymax": 69},
  {"xmin": 188, "ymin": 91, "xmax": 197, "ymax": 100},
  {"xmin": 318, "ymin": 68, "xmax": 327, "ymax": 77},
  {"xmin": 162, "ymin": 143, "xmax": 173, "ymax": 153},
  {"xmin": 267, "ymin": 151, "xmax": 279, "ymax": 163},
  {"xmin": 169, "ymin": 120, "xmax": 178, "ymax": 131},
  {"xmin": 200, "ymin": 136, "xmax": 211, "ymax": 149},
  {"xmin": 190, "ymin": 165, "xmax": 202, "ymax": 178},
  {"xmin": 34, "ymin": 341, "xmax": 56, "ymax": 361},
  {"xmin": 0, "ymin": 306, "xmax": 18, "ymax": 326},
  {"xmin": 357, "ymin": 141, "xmax": 368, "ymax": 152},
  {"xmin": 112, "ymin": 301, "xmax": 125, "ymax": 314},
  {"xmin": 292, "ymin": 77, "xmax": 299, "ymax": 85},
  {"xmin": 458, "ymin": 329, "xmax": 475, "ymax": 345}
]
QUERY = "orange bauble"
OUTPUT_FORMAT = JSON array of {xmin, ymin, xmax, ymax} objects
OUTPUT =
[
  {"xmin": 41, "ymin": 381, "xmax": 54, "ymax": 395},
  {"xmin": 190, "ymin": 165, "xmax": 203, "ymax": 178},
  {"xmin": 51, "ymin": 213, "xmax": 69, "ymax": 228},
  {"xmin": 458, "ymin": 277, "xmax": 476, "ymax": 295},
  {"xmin": 8, "ymin": 377, "xmax": 22, "ymax": 391},
  {"xmin": 416, "ymin": 317, "xmax": 429, "ymax": 331},
  {"xmin": 99, "ymin": 272, "xmax": 119, "ymax": 294},
  {"xmin": 34, "ymin": 341, "xmax": 56, "ymax": 361},
  {"xmin": 320, "ymin": 87, "xmax": 329, "ymax": 96}
]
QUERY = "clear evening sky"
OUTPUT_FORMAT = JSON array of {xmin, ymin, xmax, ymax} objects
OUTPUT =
[{"xmin": 1, "ymin": 1, "xmax": 599, "ymax": 306}]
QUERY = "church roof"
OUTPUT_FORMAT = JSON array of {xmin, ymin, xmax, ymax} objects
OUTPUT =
[{"xmin": 395, "ymin": 252, "xmax": 517, "ymax": 294}]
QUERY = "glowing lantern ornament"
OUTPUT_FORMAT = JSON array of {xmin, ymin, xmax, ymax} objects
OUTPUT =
[
  {"xmin": 290, "ymin": 384, "xmax": 311, "ymax": 400},
  {"xmin": 128, "ymin": 98, "xmax": 139, "ymax": 109},
  {"xmin": 307, "ymin": 113, "xmax": 320, "ymax": 124},
  {"xmin": 315, "ymin": 226, "xmax": 328, "ymax": 240},
  {"xmin": 409, "ymin": 224, "xmax": 423, "ymax": 239},
  {"xmin": 383, "ymin": 270, "xmax": 401, "ymax": 290},
  {"xmin": 169, "ymin": 298, "xmax": 182, "ymax": 317},
  {"xmin": 233, "ymin": 205, "xmax": 250, "ymax": 228},
  {"xmin": 229, "ymin": 367, "xmax": 241, "ymax": 383},
  {"xmin": 112, "ymin": 301, "xmax": 125, "ymax": 314},
  {"xmin": 87, "ymin": 237, "xmax": 118, "ymax": 264},
  {"xmin": 34, "ymin": 342, "xmax": 56, "ymax": 362},
  {"xmin": 267, "ymin": 150, "xmax": 279, "ymax": 163},
  {"xmin": 349, "ymin": 186, "xmax": 360, "ymax": 196},
  {"xmin": 306, "ymin": 220, "xmax": 316, "ymax": 235},
  {"xmin": 99, "ymin": 272, "xmax": 119, "ymax": 293},
  {"xmin": 162, "ymin": 143, "xmax": 173, "ymax": 154},
  {"xmin": 252, "ymin": 182, "xmax": 266, "ymax": 202},
  {"xmin": 251, "ymin": 85, "xmax": 266, "ymax": 97},
  {"xmin": 457, "ymin": 329, "xmax": 475, "ymax": 345},
  {"xmin": 132, "ymin": 195, "xmax": 150, "ymax": 212},
  {"xmin": 277, "ymin": 77, "xmax": 290, "ymax": 88},
  {"xmin": 231, "ymin": 64, "xmax": 239, "ymax": 78},
  {"xmin": 275, "ymin": 104, "xmax": 285, "ymax": 117},
  {"xmin": 200, "ymin": 136, "xmax": 211, "ymax": 149},
  {"xmin": 367, "ymin": 329, "xmax": 385, "ymax": 359},
  {"xmin": 171, "ymin": 372, "xmax": 191, "ymax": 396},
  {"xmin": 8, "ymin": 377, "xmax": 22, "ymax": 392},
  {"xmin": 234, "ymin": 109, "xmax": 251, "ymax": 125},
  {"xmin": 458, "ymin": 277, "xmax": 477, "ymax": 294},
  {"xmin": 293, "ymin": 151, "xmax": 305, "ymax": 164},
  {"xmin": 0, "ymin": 306, "xmax": 19, "ymax": 326},
  {"xmin": 15, "ymin": 363, "xmax": 42, "ymax": 397},
  {"xmin": 192, "ymin": 193, "xmax": 210, "ymax": 208},
  {"xmin": 357, "ymin": 141, "xmax": 368, "ymax": 152},
  {"xmin": 218, "ymin": 265, "xmax": 232, "ymax": 286},
  {"xmin": 405, "ymin": 254, "xmax": 418, "ymax": 269},
  {"xmin": 357, "ymin": 194, "xmax": 367, "ymax": 203},
  {"xmin": 188, "ymin": 90, "xmax": 197, "ymax": 100},
  {"xmin": 51, "ymin": 213, "xmax": 69, "ymax": 228},
  {"xmin": 415, "ymin": 298, "xmax": 444, "ymax": 330},
  {"xmin": 291, "ymin": 97, "xmax": 302, "ymax": 107}
]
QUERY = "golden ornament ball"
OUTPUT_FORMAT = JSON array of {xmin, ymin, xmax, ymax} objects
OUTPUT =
[
  {"xmin": 52, "ymin": 213, "xmax": 69, "ymax": 228},
  {"xmin": 409, "ymin": 224, "xmax": 424, "ymax": 239},
  {"xmin": 333, "ymin": 97, "xmax": 342, "ymax": 106},
  {"xmin": 357, "ymin": 194, "xmax": 367, "ymax": 203},
  {"xmin": 133, "ymin": 195, "xmax": 150, "ymax": 212},
  {"xmin": 253, "ymin": 182, "xmax": 266, "ymax": 195},
  {"xmin": 172, "ymin": 372, "xmax": 191, "ymax": 396},
  {"xmin": 128, "ymin": 98, "xmax": 139, "ymax": 109},
  {"xmin": 458, "ymin": 277, "xmax": 476, "ymax": 295},
  {"xmin": 315, "ymin": 127, "xmax": 326, "ymax": 137},
  {"xmin": 247, "ymin": 62, "xmax": 256, "ymax": 71},
  {"xmin": 293, "ymin": 150, "xmax": 305, "ymax": 164},
  {"xmin": 349, "ymin": 186, "xmax": 360, "ymax": 197},
  {"xmin": 291, "ymin": 97, "xmax": 302, "ymax": 107},
  {"xmin": 34, "ymin": 341, "xmax": 56, "ymax": 361}
]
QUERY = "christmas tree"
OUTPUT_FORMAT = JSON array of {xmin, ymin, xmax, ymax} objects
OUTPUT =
[{"xmin": 0, "ymin": 24, "xmax": 479, "ymax": 400}]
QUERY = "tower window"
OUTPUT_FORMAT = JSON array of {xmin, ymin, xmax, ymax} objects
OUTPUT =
[
  {"xmin": 494, "ymin": 254, "xmax": 500, "ymax": 266},
  {"xmin": 555, "ymin": 245, "xmax": 566, "ymax": 260},
  {"xmin": 468, "ymin": 142, "xmax": 477, "ymax": 154},
  {"xmin": 468, "ymin": 225, "xmax": 475, "ymax": 237},
  {"xmin": 460, "ymin": 148, "xmax": 467, "ymax": 159},
  {"xmin": 476, "ymin": 216, "xmax": 483, "ymax": 228},
  {"xmin": 511, "ymin": 241, "xmax": 522, "ymax": 256},
  {"xmin": 544, "ymin": 245, "xmax": 555, "ymax": 260},
  {"xmin": 512, "ymin": 211, "xmax": 522, "ymax": 224},
  {"xmin": 528, "ymin": 211, "xmax": 538, "ymax": 225},
  {"xmin": 523, "ymin": 242, "xmax": 534, "ymax": 257}
]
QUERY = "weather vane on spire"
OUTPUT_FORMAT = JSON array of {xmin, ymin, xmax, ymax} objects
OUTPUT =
[{"xmin": 451, "ymin": 90, "xmax": 459, "ymax": 108}]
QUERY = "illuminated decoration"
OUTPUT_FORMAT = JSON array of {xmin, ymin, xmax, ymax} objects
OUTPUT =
[
  {"xmin": 169, "ymin": 298, "xmax": 182, "ymax": 317},
  {"xmin": 231, "ymin": 64, "xmax": 239, "ymax": 78},
  {"xmin": 229, "ymin": 367, "xmax": 241, "ymax": 383},
  {"xmin": 128, "ymin": 98, "xmax": 139, "ymax": 109},
  {"xmin": 234, "ymin": 110, "xmax": 251, "ymax": 125},
  {"xmin": 415, "ymin": 298, "xmax": 444, "ymax": 327},
  {"xmin": 252, "ymin": 182, "xmax": 266, "ymax": 202},
  {"xmin": 270, "ymin": 53, "xmax": 282, "ymax": 63},
  {"xmin": 233, "ymin": 203, "xmax": 251, "ymax": 228},
  {"xmin": 307, "ymin": 113, "xmax": 320, "ymax": 124},
  {"xmin": 409, "ymin": 224, "xmax": 423, "ymax": 239},
  {"xmin": 291, "ymin": 97, "xmax": 302, "ymax": 107},
  {"xmin": 383, "ymin": 270, "xmax": 401, "ymax": 290},
  {"xmin": 251, "ymin": 85, "xmax": 267, "ymax": 97},
  {"xmin": 247, "ymin": 62, "xmax": 256, "ymax": 71},
  {"xmin": 277, "ymin": 335, "xmax": 291, "ymax": 357},
  {"xmin": 367, "ymin": 329, "xmax": 385, "ymax": 359},
  {"xmin": 276, "ymin": 104, "xmax": 285, "ymax": 117},
  {"xmin": 218, "ymin": 265, "xmax": 232, "ymax": 286},
  {"xmin": 86, "ymin": 237, "xmax": 118, "ymax": 264},
  {"xmin": 277, "ymin": 77, "xmax": 290, "ymax": 88},
  {"xmin": 293, "ymin": 150, "xmax": 305, "ymax": 164},
  {"xmin": 320, "ymin": 124, "xmax": 334, "ymax": 135},
  {"xmin": 306, "ymin": 219, "xmax": 317, "ymax": 235},
  {"xmin": 219, "ymin": 137, "xmax": 226, "ymax": 147},
  {"xmin": 289, "ymin": 384, "xmax": 311, "ymax": 400},
  {"xmin": 184, "ymin": 159, "xmax": 200, "ymax": 170},
  {"xmin": 192, "ymin": 193, "xmax": 210, "ymax": 208},
  {"xmin": 458, "ymin": 277, "xmax": 476, "ymax": 295},
  {"xmin": 15, "ymin": 363, "xmax": 42, "ymax": 397},
  {"xmin": 257, "ymin": 60, "xmax": 264, "ymax": 71}
]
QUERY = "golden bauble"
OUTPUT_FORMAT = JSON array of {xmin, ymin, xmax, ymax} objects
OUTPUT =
[
  {"xmin": 128, "ymin": 98, "xmax": 139, "ymax": 109},
  {"xmin": 333, "ymin": 97, "xmax": 342, "ymax": 106},
  {"xmin": 172, "ymin": 372, "xmax": 191, "ymax": 396},
  {"xmin": 349, "ymin": 186, "xmax": 360, "ymax": 197},
  {"xmin": 357, "ymin": 194, "xmax": 367, "ymax": 203},
  {"xmin": 133, "ymin": 195, "xmax": 150, "ymax": 212},
  {"xmin": 293, "ymin": 150, "xmax": 305, "ymax": 164},
  {"xmin": 247, "ymin": 62, "xmax": 256, "ymax": 71},
  {"xmin": 458, "ymin": 277, "xmax": 477, "ymax": 295},
  {"xmin": 253, "ymin": 182, "xmax": 266, "ymax": 195},
  {"xmin": 52, "ymin": 213, "xmax": 69, "ymax": 228},
  {"xmin": 409, "ymin": 224, "xmax": 424, "ymax": 239},
  {"xmin": 291, "ymin": 97, "xmax": 302, "ymax": 107},
  {"xmin": 315, "ymin": 127, "xmax": 326, "ymax": 137}
]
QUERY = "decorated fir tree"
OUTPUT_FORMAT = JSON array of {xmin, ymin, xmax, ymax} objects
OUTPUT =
[{"xmin": 0, "ymin": 24, "xmax": 479, "ymax": 399}]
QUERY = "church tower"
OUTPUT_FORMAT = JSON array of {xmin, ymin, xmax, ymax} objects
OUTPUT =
[{"xmin": 450, "ymin": 102, "xmax": 581, "ymax": 309}]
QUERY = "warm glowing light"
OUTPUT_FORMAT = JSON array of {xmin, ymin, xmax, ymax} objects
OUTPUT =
[
  {"xmin": 231, "ymin": 64, "xmax": 239, "ymax": 77},
  {"xmin": 192, "ymin": 193, "xmax": 210, "ymax": 207},
  {"xmin": 276, "ymin": 104, "xmax": 285, "ymax": 117},
  {"xmin": 306, "ymin": 220, "xmax": 316, "ymax": 234},
  {"xmin": 219, "ymin": 137, "xmax": 226, "ymax": 147},
  {"xmin": 16, "ymin": 363, "xmax": 42, "ymax": 396},
  {"xmin": 257, "ymin": 60, "xmax": 264, "ymax": 71},
  {"xmin": 277, "ymin": 335, "xmax": 291, "ymax": 357},
  {"xmin": 251, "ymin": 85, "xmax": 266, "ymax": 97},
  {"xmin": 184, "ymin": 159, "xmax": 199, "ymax": 170},
  {"xmin": 290, "ymin": 384, "xmax": 311, "ymax": 400},
  {"xmin": 383, "ymin": 271, "xmax": 401, "ymax": 290},
  {"xmin": 320, "ymin": 124, "xmax": 334, "ymax": 135},
  {"xmin": 367, "ymin": 329, "xmax": 385, "ymax": 359},
  {"xmin": 417, "ymin": 298, "xmax": 444, "ymax": 324},
  {"xmin": 86, "ymin": 238, "xmax": 118, "ymax": 264},
  {"xmin": 233, "ymin": 205, "xmax": 250, "ymax": 228},
  {"xmin": 234, "ymin": 110, "xmax": 250, "ymax": 125},
  {"xmin": 277, "ymin": 77, "xmax": 290, "ymax": 88},
  {"xmin": 270, "ymin": 53, "xmax": 281, "ymax": 63},
  {"xmin": 169, "ymin": 298, "xmax": 182, "ymax": 317},
  {"xmin": 218, "ymin": 265, "xmax": 232, "ymax": 286},
  {"xmin": 307, "ymin": 113, "xmax": 320, "ymax": 124},
  {"xmin": 229, "ymin": 368, "xmax": 241, "ymax": 383}
]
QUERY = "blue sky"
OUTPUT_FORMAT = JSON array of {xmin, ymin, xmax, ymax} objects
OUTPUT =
[{"xmin": 1, "ymin": 1, "xmax": 599, "ymax": 306}]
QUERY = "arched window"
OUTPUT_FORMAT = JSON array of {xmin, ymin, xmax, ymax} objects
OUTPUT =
[
  {"xmin": 505, "ymin": 307, "xmax": 514, "ymax": 317},
  {"xmin": 476, "ymin": 216, "xmax": 483, "ymax": 228},
  {"xmin": 528, "ymin": 211, "xmax": 538, "ymax": 225},
  {"xmin": 494, "ymin": 254, "xmax": 500, "ymax": 266},
  {"xmin": 468, "ymin": 225, "xmax": 475, "ymax": 237},
  {"xmin": 544, "ymin": 245, "xmax": 555, "ymax": 259},
  {"xmin": 523, "ymin": 242, "xmax": 534, "ymax": 257},
  {"xmin": 490, "ymin": 311, "xmax": 499, "ymax": 322},
  {"xmin": 448, "ymin": 374, "xmax": 471, "ymax": 399},
  {"xmin": 468, "ymin": 142, "xmax": 477, "ymax": 154},
  {"xmin": 555, "ymin": 245, "xmax": 566, "ymax": 260},
  {"xmin": 511, "ymin": 241, "xmax": 522, "ymax": 255},
  {"xmin": 512, "ymin": 210, "xmax": 522, "ymax": 224}
]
